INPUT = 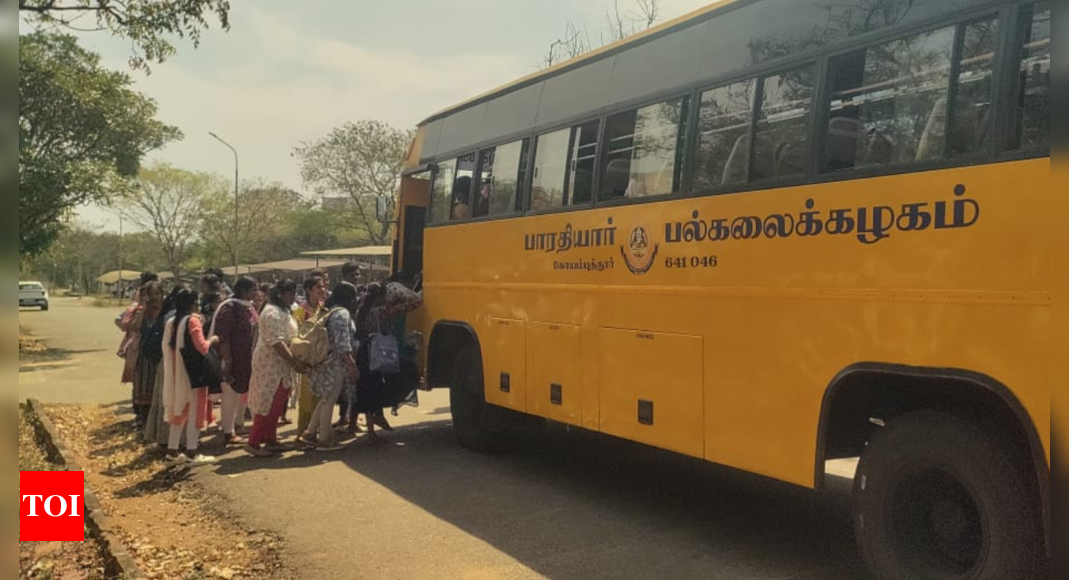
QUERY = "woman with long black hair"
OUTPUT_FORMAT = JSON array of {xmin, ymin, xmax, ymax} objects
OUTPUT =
[
  {"xmin": 300, "ymin": 282, "xmax": 360, "ymax": 452},
  {"xmin": 162, "ymin": 288, "xmax": 219, "ymax": 465},
  {"xmin": 143, "ymin": 285, "xmax": 183, "ymax": 447},
  {"xmin": 246, "ymin": 280, "xmax": 306, "ymax": 457},
  {"xmin": 351, "ymin": 274, "xmax": 422, "ymax": 444}
]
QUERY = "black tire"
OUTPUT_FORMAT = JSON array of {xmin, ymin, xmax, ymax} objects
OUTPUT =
[
  {"xmin": 449, "ymin": 343, "xmax": 506, "ymax": 453},
  {"xmin": 41, "ymin": 304, "xmax": 49, "ymax": 312},
  {"xmin": 854, "ymin": 411, "xmax": 1042, "ymax": 580}
]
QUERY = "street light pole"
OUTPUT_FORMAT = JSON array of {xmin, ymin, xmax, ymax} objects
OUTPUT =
[{"xmin": 209, "ymin": 132, "xmax": 240, "ymax": 281}]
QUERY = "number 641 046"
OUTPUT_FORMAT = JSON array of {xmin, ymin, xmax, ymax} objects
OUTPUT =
[{"xmin": 665, "ymin": 256, "xmax": 718, "ymax": 269}]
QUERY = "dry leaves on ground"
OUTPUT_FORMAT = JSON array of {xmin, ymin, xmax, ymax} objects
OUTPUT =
[
  {"xmin": 46, "ymin": 404, "xmax": 294, "ymax": 580},
  {"xmin": 19, "ymin": 408, "xmax": 108, "ymax": 580},
  {"xmin": 19, "ymin": 331, "xmax": 49, "ymax": 358}
]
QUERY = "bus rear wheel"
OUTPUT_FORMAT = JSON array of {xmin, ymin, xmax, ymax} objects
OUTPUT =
[
  {"xmin": 449, "ymin": 344, "xmax": 505, "ymax": 453},
  {"xmin": 854, "ymin": 411, "xmax": 1042, "ymax": 580}
]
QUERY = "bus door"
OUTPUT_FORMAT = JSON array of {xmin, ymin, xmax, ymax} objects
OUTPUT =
[
  {"xmin": 394, "ymin": 174, "xmax": 430, "ymax": 276},
  {"xmin": 393, "ymin": 173, "xmax": 431, "ymax": 376}
]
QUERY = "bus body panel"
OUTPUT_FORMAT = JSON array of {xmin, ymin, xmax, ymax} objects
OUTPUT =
[{"xmin": 419, "ymin": 158, "xmax": 1050, "ymax": 489}]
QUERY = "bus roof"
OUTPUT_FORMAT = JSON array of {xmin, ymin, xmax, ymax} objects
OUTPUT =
[{"xmin": 419, "ymin": 0, "xmax": 740, "ymax": 127}]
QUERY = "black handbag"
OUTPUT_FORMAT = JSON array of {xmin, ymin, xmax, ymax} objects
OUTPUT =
[{"xmin": 179, "ymin": 316, "xmax": 223, "ymax": 391}]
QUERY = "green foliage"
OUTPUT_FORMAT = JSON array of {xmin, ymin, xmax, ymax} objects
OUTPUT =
[
  {"xmin": 198, "ymin": 179, "xmax": 314, "ymax": 268},
  {"xmin": 18, "ymin": 0, "xmax": 231, "ymax": 71},
  {"xmin": 293, "ymin": 120, "xmax": 414, "ymax": 245},
  {"xmin": 19, "ymin": 32, "xmax": 180, "ymax": 257},
  {"xmin": 122, "ymin": 162, "xmax": 218, "ymax": 279}
]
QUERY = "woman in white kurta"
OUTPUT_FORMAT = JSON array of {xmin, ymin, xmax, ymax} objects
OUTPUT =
[{"xmin": 246, "ymin": 280, "xmax": 305, "ymax": 457}]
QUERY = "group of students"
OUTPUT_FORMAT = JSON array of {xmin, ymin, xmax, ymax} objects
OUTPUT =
[{"xmin": 117, "ymin": 263, "xmax": 423, "ymax": 464}]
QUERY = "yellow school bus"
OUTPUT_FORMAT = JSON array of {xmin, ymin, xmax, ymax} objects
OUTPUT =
[{"xmin": 390, "ymin": 1, "xmax": 1051, "ymax": 578}]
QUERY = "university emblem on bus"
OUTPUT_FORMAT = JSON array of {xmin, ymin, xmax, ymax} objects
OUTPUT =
[{"xmin": 620, "ymin": 225, "xmax": 658, "ymax": 275}]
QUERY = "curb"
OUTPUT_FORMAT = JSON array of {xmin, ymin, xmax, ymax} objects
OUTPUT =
[{"xmin": 25, "ymin": 399, "xmax": 149, "ymax": 580}]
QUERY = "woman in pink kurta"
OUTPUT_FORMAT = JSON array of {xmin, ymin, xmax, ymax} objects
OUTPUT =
[{"xmin": 162, "ymin": 288, "xmax": 219, "ymax": 466}]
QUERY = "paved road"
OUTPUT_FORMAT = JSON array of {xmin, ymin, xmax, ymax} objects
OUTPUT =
[
  {"xmin": 19, "ymin": 297, "xmax": 129, "ymax": 405},
  {"xmin": 19, "ymin": 298, "xmax": 868, "ymax": 580}
]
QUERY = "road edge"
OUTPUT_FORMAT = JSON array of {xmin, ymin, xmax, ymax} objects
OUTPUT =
[{"xmin": 25, "ymin": 398, "xmax": 148, "ymax": 580}]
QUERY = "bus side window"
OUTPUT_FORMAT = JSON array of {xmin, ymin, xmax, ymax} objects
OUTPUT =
[
  {"xmin": 753, "ymin": 65, "xmax": 815, "ymax": 181},
  {"xmin": 1011, "ymin": 1, "xmax": 1049, "ymax": 150},
  {"xmin": 948, "ymin": 16, "xmax": 1000, "ymax": 158},
  {"xmin": 430, "ymin": 159, "xmax": 457, "ymax": 224},
  {"xmin": 474, "ymin": 148, "xmax": 495, "ymax": 219},
  {"xmin": 601, "ymin": 97, "xmax": 688, "ymax": 201},
  {"xmin": 484, "ymin": 139, "xmax": 529, "ymax": 217},
  {"xmin": 531, "ymin": 122, "xmax": 598, "ymax": 212},
  {"xmin": 823, "ymin": 25, "xmax": 957, "ymax": 172},
  {"xmin": 451, "ymin": 153, "xmax": 477, "ymax": 221},
  {"xmin": 694, "ymin": 80, "xmax": 755, "ymax": 192}
]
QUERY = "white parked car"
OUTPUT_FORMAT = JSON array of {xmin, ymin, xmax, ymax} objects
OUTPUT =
[{"xmin": 19, "ymin": 281, "xmax": 50, "ymax": 311}]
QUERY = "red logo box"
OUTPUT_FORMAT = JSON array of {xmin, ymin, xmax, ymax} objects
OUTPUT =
[{"xmin": 20, "ymin": 471, "xmax": 86, "ymax": 542}]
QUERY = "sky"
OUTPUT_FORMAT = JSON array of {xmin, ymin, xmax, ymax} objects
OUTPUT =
[{"xmin": 24, "ymin": 0, "xmax": 712, "ymax": 232}]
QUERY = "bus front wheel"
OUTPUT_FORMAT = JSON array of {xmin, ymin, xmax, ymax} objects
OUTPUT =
[
  {"xmin": 854, "ymin": 411, "xmax": 1042, "ymax": 580},
  {"xmin": 449, "ymin": 344, "xmax": 505, "ymax": 453}
]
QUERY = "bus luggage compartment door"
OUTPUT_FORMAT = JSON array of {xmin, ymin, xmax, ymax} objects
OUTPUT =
[
  {"xmin": 483, "ymin": 318, "xmax": 527, "ymax": 413},
  {"xmin": 598, "ymin": 328, "xmax": 704, "ymax": 459},
  {"xmin": 527, "ymin": 322, "xmax": 582, "ymax": 427}
]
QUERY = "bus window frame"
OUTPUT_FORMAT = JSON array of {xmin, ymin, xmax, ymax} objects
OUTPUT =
[
  {"xmin": 1003, "ymin": 1, "xmax": 1050, "ymax": 156},
  {"xmin": 594, "ymin": 91, "xmax": 694, "ymax": 209},
  {"xmin": 420, "ymin": 0, "xmax": 1049, "ymax": 230},
  {"xmin": 526, "ymin": 118, "xmax": 603, "ymax": 217}
]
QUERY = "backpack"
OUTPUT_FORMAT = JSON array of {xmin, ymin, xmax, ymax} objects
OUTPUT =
[
  {"xmin": 368, "ymin": 309, "xmax": 400, "ymax": 375},
  {"xmin": 291, "ymin": 307, "xmax": 345, "ymax": 368}
]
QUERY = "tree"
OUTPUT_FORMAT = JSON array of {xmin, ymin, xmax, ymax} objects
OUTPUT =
[
  {"xmin": 18, "ymin": 0, "xmax": 231, "ymax": 71},
  {"xmin": 293, "ymin": 121, "xmax": 413, "ymax": 246},
  {"xmin": 199, "ymin": 179, "xmax": 313, "ymax": 268},
  {"xmin": 543, "ymin": 0, "xmax": 661, "ymax": 67},
  {"xmin": 19, "ymin": 32, "xmax": 180, "ymax": 256},
  {"xmin": 121, "ymin": 163, "xmax": 213, "ymax": 279}
]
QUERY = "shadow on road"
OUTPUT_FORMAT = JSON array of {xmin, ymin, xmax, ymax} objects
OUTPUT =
[
  {"xmin": 214, "ymin": 420, "xmax": 867, "ymax": 579},
  {"xmin": 19, "ymin": 348, "xmax": 108, "ymax": 373}
]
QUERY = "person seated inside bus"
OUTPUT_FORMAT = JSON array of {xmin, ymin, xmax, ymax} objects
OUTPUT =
[
  {"xmin": 451, "ymin": 176, "xmax": 472, "ymax": 221},
  {"xmin": 473, "ymin": 179, "xmax": 491, "ymax": 218}
]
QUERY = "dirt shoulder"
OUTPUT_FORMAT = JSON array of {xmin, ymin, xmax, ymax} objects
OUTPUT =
[
  {"xmin": 19, "ymin": 327, "xmax": 49, "ymax": 358},
  {"xmin": 19, "ymin": 407, "xmax": 108, "ymax": 580},
  {"xmin": 45, "ymin": 404, "xmax": 295, "ymax": 580}
]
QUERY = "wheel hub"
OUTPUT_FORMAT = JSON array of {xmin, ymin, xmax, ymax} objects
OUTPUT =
[{"xmin": 892, "ymin": 469, "xmax": 983, "ymax": 576}]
